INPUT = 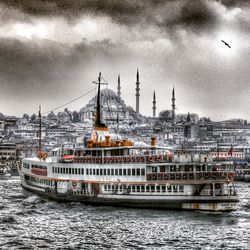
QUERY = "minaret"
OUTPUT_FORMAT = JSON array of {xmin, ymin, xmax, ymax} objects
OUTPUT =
[
  {"xmin": 171, "ymin": 86, "xmax": 175, "ymax": 125},
  {"xmin": 117, "ymin": 74, "xmax": 121, "ymax": 99},
  {"xmin": 152, "ymin": 90, "xmax": 156, "ymax": 118},
  {"xmin": 135, "ymin": 69, "xmax": 140, "ymax": 115}
]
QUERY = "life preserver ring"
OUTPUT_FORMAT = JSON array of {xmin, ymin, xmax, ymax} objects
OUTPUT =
[
  {"xmin": 196, "ymin": 172, "xmax": 202, "ymax": 179},
  {"xmin": 140, "ymin": 156, "xmax": 145, "ymax": 162},
  {"xmin": 164, "ymin": 173, "xmax": 169, "ymax": 180},
  {"xmin": 109, "ymin": 157, "xmax": 114, "ymax": 163},
  {"xmin": 147, "ymin": 173, "xmax": 152, "ymax": 180},
  {"xmin": 126, "ymin": 156, "xmax": 131, "ymax": 162},
  {"xmin": 189, "ymin": 173, "xmax": 194, "ymax": 179},
  {"xmin": 176, "ymin": 173, "xmax": 182, "ymax": 179},
  {"xmin": 182, "ymin": 173, "xmax": 187, "ymax": 179},
  {"xmin": 158, "ymin": 173, "xmax": 163, "ymax": 180},
  {"xmin": 152, "ymin": 173, "xmax": 157, "ymax": 180},
  {"xmin": 156, "ymin": 155, "xmax": 162, "ymax": 161},
  {"xmin": 204, "ymin": 172, "xmax": 210, "ymax": 179},
  {"xmin": 170, "ymin": 173, "xmax": 175, "ymax": 179},
  {"xmin": 131, "ymin": 156, "xmax": 136, "ymax": 162},
  {"xmin": 148, "ymin": 155, "xmax": 154, "ymax": 162},
  {"xmin": 136, "ymin": 156, "xmax": 140, "ymax": 162}
]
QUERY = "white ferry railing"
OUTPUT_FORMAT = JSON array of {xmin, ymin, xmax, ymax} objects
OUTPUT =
[
  {"xmin": 146, "ymin": 171, "xmax": 235, "ymax": 181},
  {"xmin": 70, "ymin": 154, "xmax": 169, "ymax": 164}
]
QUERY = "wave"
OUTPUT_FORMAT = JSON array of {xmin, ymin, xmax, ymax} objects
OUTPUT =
[{"xmin": 0, "ymin": 215, "xmax": 17, "ymax": 224}]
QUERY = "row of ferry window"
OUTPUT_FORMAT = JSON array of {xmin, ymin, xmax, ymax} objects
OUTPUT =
[
  {"xmin": 31, "ymin": 165, "xmax": 47, "ymax": 170},
  {"xmin": 23, "ymin": 163, "xmax": 30, "ymax": 169},
  {"xmin": 104, "ymin": 184, "xmax": 184, "ymax": 193},
  {"xmin": 52, "ymin": 167, "xmax": 146, "ymax": 176},
  {"xmin": 29, "ymin": 176, "xmax": 53, "ymax": 186}
]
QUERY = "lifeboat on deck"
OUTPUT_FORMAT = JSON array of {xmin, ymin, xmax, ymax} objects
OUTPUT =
[{"xmin": 63, "ymin": 155, "xmax": 74, "ymax": 163}]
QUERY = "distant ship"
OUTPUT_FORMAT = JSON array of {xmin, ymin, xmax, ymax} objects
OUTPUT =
[
  {"xmin": 18, "ymin": 73, "xmax": 239, "ymax": 211},
  {"xmin": 0, "ymin": 164, "xmax": 11, "ymax": 180}
]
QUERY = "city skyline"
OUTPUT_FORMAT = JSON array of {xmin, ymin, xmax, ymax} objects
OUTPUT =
[{"xmin": 0, "ymin": 1, "xmax": 250, "ymax": 121}]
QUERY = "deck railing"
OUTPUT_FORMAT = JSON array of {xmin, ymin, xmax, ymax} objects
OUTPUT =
[
  {"xmin": 63, "ymin": 155, "xmax": 171, "ymax": 164},
  {"xmin": 146, "ymin": 171, "xmax": 235, "ymax": 181}
]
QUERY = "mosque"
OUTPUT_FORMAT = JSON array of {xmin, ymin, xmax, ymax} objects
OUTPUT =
[{"xmin": 79, "ymin": 70, "xmax": 176, "ymax": 125}]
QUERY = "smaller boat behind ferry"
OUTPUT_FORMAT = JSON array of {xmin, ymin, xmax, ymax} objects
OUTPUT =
[
  {"xmin": 18, "ymin": 73, "xmax": 239, "ymax": 211},
  {"xmin": 0, "ymin": 164, "xmax": 11, "ymax": 180}
]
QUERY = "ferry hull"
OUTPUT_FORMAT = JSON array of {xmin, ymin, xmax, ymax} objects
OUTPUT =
[{"xmin": 21, "ymin": 184, "xmax": 238, "ymax": 212}]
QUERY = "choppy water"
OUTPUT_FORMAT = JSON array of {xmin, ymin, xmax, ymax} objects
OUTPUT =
[{"xmin": 0, "ymin": 178, "xmax": 249, "ymax": 250}]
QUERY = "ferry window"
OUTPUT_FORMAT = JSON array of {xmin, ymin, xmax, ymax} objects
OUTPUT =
[
  {"xmin": 104, "ymin": 185, "xmax": 107, "ymax": 191},
  {"xmin": 136, "ymin": 186, "xmax": 140, "ymax": 192},
  {"xmin": 93, "ymin": 169, "xmax": 96, "ymax": 175},
  {"xmin": 52, "ymin": 167, "xmax": 54, "ymax": 173},
  {"xmin": 196, "ymin": 165, "xmax": 201, "ymax": 172},
  {"xmin": 78, "ymin": 169, "xmax": 80, "ymax": 175},
  {"xmin": 151, "ymin": 185, "xmax": 155, "ymax": 192},
  {"xmin": 123, "ymin": 169, "xmax": 126, "ymax": 176},
  {"xmin": 136, "ymin": 169, "xmax": 140, "ymax": 176},
  {"xmin": 115, "ymin": 169, "xmax": 118, "ymax": 175},
  {"xmin": 173, "ymin": 185, "xmax": 178, "ymax": 192},
  {"xmin": 167, "ymin": 185, "xmax": 172, "ymax": 192},
  {"xmin": 97, "ymin": 169, "xmax": 99, "ymax": 175},
  {"xmin": 128, "ymin": 169, "xmax": 131, "ymax": 175},
  {"xmin": 141, "ymin": 185, "xmax": 145, "ymax": 192},
  {"xmin": 81, "ymin": 169, "xmax": 84, "ymax": 175},
  {"xmin": 55, "ymin": 168, "xmax": 58, "ymax": 174},
  {"xmin": 132, "ymin": 169, "xmax": 136, "ymax": 176},
  {"xmin": 111, "ymin": 169, "xmax": 114, "ymax": 175},
  {"xmin": 179, "ymin": 185, "xmax": 184, "ymax": 192},
  {"xmin": 107, "ymin": 169, "xmax": 110, "ymax": 175},
  {"xmin": 170, "ymin": 166, "xmax": 176, "ymax": 172},
  {"xmin": 202, "ymin": 165, "xmax": 206, "ymax": 171},
  {"xmin": 104, "ymin": 169, "xmax": 106, "ymax": 175},
  {"xmin": 90, "ymin": 169, "xmax": 92, "ymax": 175},
  {"xmin": 152, "ymin": 166, "xmax": 157, "ymax": 173},
  {"xmin": 69, "ymin": 168, "xmax": 71, "ymax": 174},
  {"xmin": 119, "ymin": 169, "xmax": 122, "ymax": 176},
  {"xmin": 146, "ymin": 185, "xmax": 150, "ymax": 192},
  {"xmin": 86, "ymin": 169, "xmax": 89, "ymax": 175},
  {"xmin": 162, "ymin": 185, "xmax": 166, "ymax": 192},
  {"xmin": 100, "ymin": 169, "xmax": 103, "ymax": 175},
  {"xmin": 72, "ymin": 168, "xmax": 74, "ymax": 175},
  {"xmin": 132, "ymin": 185, "xmax": 136, "ymax": 192},
  {"xmin": 108, "ymin": 185, "xmax": 111, "ymax": 191},
  {"xmin": 141, "ymin": 169, "xmax": 145, "ymax": 176},
  {"xmin": 66, "ymin": 168, "xmax": 68, "ymax": 174},
  {"xmin": 156, "ymin": 185, "xmax": 161, "ymax": 192}
]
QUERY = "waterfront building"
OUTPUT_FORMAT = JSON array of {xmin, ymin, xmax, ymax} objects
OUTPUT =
[{"xmin": 0, "ymin": 142, "xmax": 17, "ymax": 162}]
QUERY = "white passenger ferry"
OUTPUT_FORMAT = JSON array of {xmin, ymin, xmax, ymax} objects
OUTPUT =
[{"xmin": 18, "ymin": 73, "xmax": 239, "ymax": 211}]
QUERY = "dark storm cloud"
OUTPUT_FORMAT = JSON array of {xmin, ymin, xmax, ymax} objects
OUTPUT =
[
  {"xmin": 0, "ymin": 37, "xmax": 120, "ymax": 97},
  {"xmin": 0, "ymin": 0, "xmax": 223, "ymax": 32}
]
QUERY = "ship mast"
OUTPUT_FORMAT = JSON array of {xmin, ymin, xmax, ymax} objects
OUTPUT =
[
  {"xmin": 38, "ymin": 105, "xmax": 42, "ymax": 158},
  {"xmin": 93, "ymin": 72, "xmax": 108, "ymax": 130}
]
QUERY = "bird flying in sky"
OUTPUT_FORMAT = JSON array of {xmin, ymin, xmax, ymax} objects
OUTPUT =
[{"xmin": 221, "ymin": 40, "xmax": 231, "ymax": 48}]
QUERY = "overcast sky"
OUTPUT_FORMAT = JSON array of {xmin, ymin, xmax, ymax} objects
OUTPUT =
[{"xmin": 0, "ymin": 0, "xmax": 250, "ymax": 121}]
